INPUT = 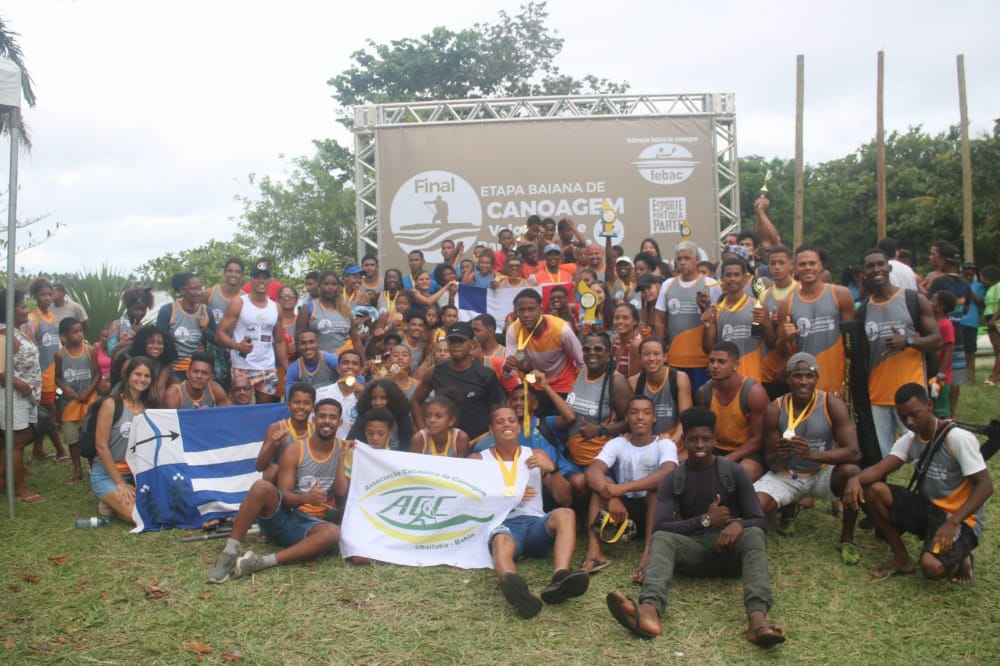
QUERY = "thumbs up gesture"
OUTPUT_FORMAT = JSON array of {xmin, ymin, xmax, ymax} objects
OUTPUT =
[
  {"xmin": 780, "ymin": 315, "xmax": 798, "ymax": 340},
  {"xmin": 886, "ymin": 325, "xmax": 908, "ymax": 351},
  {"xmin": 706, "ymin": 493, "xmax": 732, "ymax": 527}
]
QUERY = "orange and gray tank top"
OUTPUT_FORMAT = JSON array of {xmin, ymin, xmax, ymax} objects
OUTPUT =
[
  {"xmin": 169, "ymin": 302, "xmax": 207, "ymax": 364},
  {"xmin": 179, "ymin": 381, "xmax": 217, "ymax": 409},
  {"xmin": 864, "ymin": 290, "xmax": 924, "ymax": 406},
  {"xmin": 641, "ymin": 372, "xmax": 678, "ymax": 436},
  {"xmin": 776, "ymin": 390, "xmax": 832, "ymax": 475},
  {"xmin": 760, "ymin": 284, "xmax": 793, "ymax": 383},
  {"xmin": 419, "ymin": 428, "xmax": 461, "ymax": 457},
  {"xmin": 28, "ymin": 310, "xmax": 60, "ymax": 372},
  {"xmin": 308, "ymin": 302, "xmax": 351, "ymax": 353},
  {"xmin": 663, "ymin": 275, "xmax": 709, "ymax": 368},
  {"xmin": 788, "ymin": 284, "xmax": 844, "ymax": 393},
  {"xmin": 295, "ymin": 437, "xmax": 340, "ymax": 518},
  {"xmin": 716, "ymin": 296, "xmax": 762, "ymax": 382}
]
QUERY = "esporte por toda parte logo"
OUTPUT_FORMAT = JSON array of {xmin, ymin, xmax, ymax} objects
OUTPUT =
[
  {"xmin": 361, "ymin": 473, "xmax": 493, "ymax": 545},
  {"xmin": 389, "ymin": 170, "xmax": 482, "ymax": 264},
  {"xmin": 633, "ymin": 143, "xmax": 699, "ymax": 185}
]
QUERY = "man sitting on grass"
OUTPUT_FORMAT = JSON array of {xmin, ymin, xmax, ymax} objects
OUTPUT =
[
  {"xmin": 606, "ymin": 407, "xmax": 784, "ymax": 647},
  {"xmin": 754, "ymin": 353, "xmax": 862, "ymax": 564},
  {"xmin": 583, "ymin": 394, "xmax": 678, "ymax": 584},
  {"xmin": 471, "ymin": 406, "xmax": 589, "ymax": 619},
  {"xmin": 205, "ymin": 398, "xmax": 344, "ymax": 583},
  {"xmin": 843, "ymin": 382, "xmax": 992, "ymax": 583}
]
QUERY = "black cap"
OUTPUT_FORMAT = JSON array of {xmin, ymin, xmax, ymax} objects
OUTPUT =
[
  {"xmin": 382, "ymin": 330, "xmax": 403, "ymax": 346},
  {"xmin": 446, "ymin": 321, "xmax": 474, "ymax": 340},
  {"xmin": 636, "ymin": 274, "xmax": 665, "ymax": 289},
  {"xmin": 250, "ymin": 259, "xmax": 272, "ymax": 277}
]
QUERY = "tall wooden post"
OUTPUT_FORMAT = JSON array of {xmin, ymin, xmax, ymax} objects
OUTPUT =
[
  {"xmin": 957, "ymin": 54, "xmax": 974, "ymax": 263},
  {"xmin": 794, "ymin": 55, "xmax": 804, "ymax": 248},
  {"xmin": 876, "ymin": 51, "xmax": 887, "ymax": 240}
]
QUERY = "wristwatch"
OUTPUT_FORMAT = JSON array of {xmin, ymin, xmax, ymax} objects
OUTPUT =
[
  {"xmin": 905, "ymin": 334, "xmax": 915, "ymax": 348},
  {"xmin": 700, "ymin": 513, "xmax": 712, "ymax": 528}
]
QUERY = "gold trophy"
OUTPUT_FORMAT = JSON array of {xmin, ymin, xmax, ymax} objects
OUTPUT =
[
  {"xmin": 760, "ymin": 169, "xmax": 773, "ymax": 194},
  {"xmin": 599, "ymin": 199, "xmax": 618, "ymax": 238},
  {"xmin": 750, "ymin": 276, "xmax": 767, "ymax": 338}
]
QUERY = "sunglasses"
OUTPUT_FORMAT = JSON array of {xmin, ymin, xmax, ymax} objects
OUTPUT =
[
  {"xmin": 581, "ymin": 345, "xmax": 607, "ymax": 353},
  {"xmin": 231, "ymin": 385, "xmax": 252, "ymax": 393}
]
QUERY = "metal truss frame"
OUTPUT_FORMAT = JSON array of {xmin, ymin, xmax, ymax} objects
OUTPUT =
[{"xmin": 354, "ymin": 93, "xmax": 739, "ymax": 259}]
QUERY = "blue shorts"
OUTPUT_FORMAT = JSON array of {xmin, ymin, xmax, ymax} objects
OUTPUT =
[
  {"xmin": 679, "ymin": 366, "xmax": 710, "ymax": 393},
  {"xmin": 90, "ymin": 461, "xmax": 134, "ymax": 498},
  {"xmin": 489, "ymin": 513, "xmax": 554, "ymax": 560},
  {"xmin": 257, "ymin": 490, "xmax": 326, "ymax": 547}
]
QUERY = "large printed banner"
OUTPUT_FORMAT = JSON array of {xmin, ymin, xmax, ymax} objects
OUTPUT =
[
  {"xmin": 125, "ymin": 403, "xmax": 290, "ymax": 533},
  {"xmin": 340, "ymin": 444, "xmax": 523, "ymax": 569},
  {"xmin": 376, "ymin": 116, "xmax": 717, "ymax": 269}
]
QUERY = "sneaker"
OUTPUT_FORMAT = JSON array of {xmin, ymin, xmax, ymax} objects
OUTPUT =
[
  {"xmin": 776, "ymin": 514, "xmax": 797, "ymax": 537},
  {"xmin": 233, "ymin": 551, "xmax": 265, "ymax": 579},
  {"xmin": 97, "ymin": 499, "xmax": 113, "ymax": 517},
  {"xmin": 540, "ymin": 569, "xmax": 589, "ymax": 604},
  {"xmin": 206, "ymin": 552, "xmax": 237, "ymax": 584},
  {"xmin": 500, "ymin": 573, "xmax": 542, "ymax": 619}
]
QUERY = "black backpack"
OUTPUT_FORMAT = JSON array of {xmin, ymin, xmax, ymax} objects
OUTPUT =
[
  {"xmin": 78, "ymin": 396, "xmax": 124, "ymax": 461},
  {"xmin": 671, "ymin": 456, "xmax": 737, "ymax": 517}
]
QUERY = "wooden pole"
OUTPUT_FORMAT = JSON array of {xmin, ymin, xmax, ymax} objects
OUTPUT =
[
  {"xmin": 957, "ymin": 54, "xmax": 974, "ymax": 263},
  {"xmin": 876, "ymin": 51, "xmax": 887, "ymax": 241},
  {"xmin": 794, "ymin": 54, "xmax": 804, "ymax": 248}
]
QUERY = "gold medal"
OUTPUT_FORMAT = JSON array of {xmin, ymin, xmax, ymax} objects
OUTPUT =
[
  {"xmin": 525, "ymin": 372, "xmax": 537, "ymax": 384},
  {"xmin": 344, "ymin": 375, "xmax": 356, "ymax": 387},
  {"xmin": 503, "ymin": 486, "xmax": 517, "ymax": 497},
  {"xmin": 389, "ymin": 364, "xmax": 400, "ymax": 375},
  {"xmin": 783, "ymin": 392, "xmax": 817, "ymax": 443},
  {"xmin": 783, "ymin": 429, "xmax": 796, "ymax": 440},
  {"xmin": 496, "ymin": 448, "xmax": 521, "ymax": 497}
]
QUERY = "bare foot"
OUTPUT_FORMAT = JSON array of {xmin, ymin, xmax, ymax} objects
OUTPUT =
[
  {"xmin": 608, "ymin": 591, "xmax": 661, "ymax": 637},
  {"xmin": 950, "ymin": 555, "xmax": 975, "ymax": 585}
]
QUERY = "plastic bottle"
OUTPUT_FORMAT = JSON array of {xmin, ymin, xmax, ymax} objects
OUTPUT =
[{"xmin": 75, "ymin": 516, "xmax": 110, "ymax": 528}]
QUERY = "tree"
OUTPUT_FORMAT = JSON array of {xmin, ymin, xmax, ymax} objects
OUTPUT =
[
  {"xmin": 0, "ymin": 15, "xmax": 37, "ymax": 146},
  {"xmin": 135, "ymin": 239, "xmax": 252, "ymax": 290}
]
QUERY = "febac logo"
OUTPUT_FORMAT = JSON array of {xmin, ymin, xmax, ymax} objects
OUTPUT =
[
  {"xmin": 361, "ymin": 473, "xmax": 493, "ymax": 544},
  {"xmin": 389, "ymin": 170, "xmax": 482, "ymax": 264},
  {"xmin": 633, "ymin": 143, "xmax": 699, "ymax": 185}
]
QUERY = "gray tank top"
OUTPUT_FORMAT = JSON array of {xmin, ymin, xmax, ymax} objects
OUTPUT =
[
  {"xmin": 788, "ymin": 284, "xmax": 841, "ymax": 360},
  {"xmin": 206, "ymin": 285, "xmax": 236, "ymax": 327},
  {"xmin": 108, "ymin": 403, "xmax": 140, "ymax": 463},
  {"xmin": 168, "ymin": 302, "xmax": 208, "ymax": 363},
  {"xmin": 663, "ymin": 275, "xmax": 707, "ymax": 342},
  {"xmin": 308, "ymin": 302, "xmax": 351, "ymax": 352},
  {"xmin": 716, "ymin": 297, "xmax": 761, "ymax": 361},
  {"xmin": 565, "ymin": 371, "xmax": 613, "ymax": 438},
  {"xmin": 293, "ymin": 438, "xmax": 339, "ymax": 497},
  {"xmin": 61, "ymin": 345, "xmax": 94, "ymax": 394},
  {"xmin": 776, "ymin": 391, "xmax": 832, "ymax": 475},
  {"xmin": 28, "ymin": 310, "xmax": 60, "ymax": 372},
  {"xmin": 296, "ymin": 356, "xmax": 338, "ymax": 389},
  {"xmin": 641, "ymin": 372, "xmax": 678, "ymax": 436},
  {"xmin": 864, "ymin": 290, "xmax": 917, "ymax": 373},
  {"xmin": 178, "ymin": 381, "xmax": 216, "ymax": 409}
]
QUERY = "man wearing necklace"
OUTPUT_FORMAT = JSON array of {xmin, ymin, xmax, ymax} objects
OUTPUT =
[
  {"xmin": 842, "ymin": 383, "xmax": 991, "ymax": 583},
  {"xmin": 161, "ymin": 352, "xmax": 231, "ymax": 409},
  {"xmin": 858, "ymin": 248, "xmax": 940, "ymax": 458},
  {"xmin": 759, "ymin": 246, "xmax": 795, "ymax": 400},
  {"xmin": 410, "ymin": 322, "xmax": 504, "ymax": 445},
  {"xmin": 534, "ymin": 244, "xmax": 574, "ymax": 287},
  {"xmin": 701, "ymin": 258, "xmax": 765, "ymax": 382},
  {"xmin": 606, "ymin": 407, "xmax": 782, "ymax": 646},
  {"xmin": 473, "ymin": 407, "xmax": 589, "ymax": 618},
  {"xmin": 754, "ymin": 353, "xmax": 862, "ymax": 563},
  {"xmin": 504, "ymin": 289, "xmax": 584, "ymax": 416},
  {"xmin": 206, "ymin": 397, "xmax": 343, "ymax": 583}
]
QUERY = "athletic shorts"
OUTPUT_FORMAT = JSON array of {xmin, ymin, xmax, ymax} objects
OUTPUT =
[
  {"xmin": 90, "ymin": 461, "xmax": 134, "ymax": 498},
  {"xmin": 754, "ymin": 466, "xmax": 836, "ymax": 508},
  {"xmin": 231, "ymin": 367, "xmax": 279, "ymax": 397},
  {"xmin": 258, "ymin": 489, "xmax": 326, "ymax": 547},
  {"xmin": 60, "ymin": 420, "xmax": 83, "ymax": 446},
  {"xmin": 489, "ymin": 513, "xmax": 554, "ymax": 560},
  {"xmin": 714, "ymin": 447, "xmax": 765, "ymax": 469},
  {"xmin": 888, "ymin": 484, "xmax": 978, "ymax": 571},
  {"xmin": 40, "ymin": 391, "xmax": 56, "ymax": 409},
  {"xmin": 961, "ymin": 325, "xmax": 978, "ymax": 354}
]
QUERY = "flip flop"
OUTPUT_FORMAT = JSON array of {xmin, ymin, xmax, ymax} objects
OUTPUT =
[
  {"xmin": 868, "ymin": 563, "xmax": 915, "ymax": 579},
  {"xmin": 746, "ymin": 624, "xmax": 786, "ymax": 647},
  {"xmin": 839, "ymin": 542, "xmax": 861, "ymax": 566},
  {"xmin": 57, "ymin": 455, "xmax": 72, "ymax": 462},
  {"xmin": 580, "ymin": 557, "xmax": 611, "ymax": 574},
  {"xmin": 606, "ymin": 593, "xmax": 656, "ymax": 639},
  {"xmin": 631, "ymin": 566, "xmax": 645, "ymax": 585},
  {"xmin": 68, "ymin": 475, "xmax": 83, "ymax": 485},
  {"xmin": 18, "ymin": 494, "xmax": 46, "ymax": 504}
]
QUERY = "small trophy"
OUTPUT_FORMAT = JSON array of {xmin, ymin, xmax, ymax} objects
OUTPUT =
[
  {"xmin": 750, "ymin": 277, "xmax": 767, "ymax": 338},
  {"xmin": 680, "ymin": 219, "xmax": 692, "ymax": 240},
  {"xmin": 599, "ymin": 199, "xmax": 618, "ymax": 238},
  {"xmin": 760, "ymin": 169, "xmax": 773, "ymax": 194}
]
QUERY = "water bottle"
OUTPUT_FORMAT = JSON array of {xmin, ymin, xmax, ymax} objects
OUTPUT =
[{"xmin": 75, "ymin": 516, "xmax": 110, "ymax": 528}]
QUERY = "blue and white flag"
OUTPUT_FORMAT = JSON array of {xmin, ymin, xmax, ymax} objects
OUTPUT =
[
  {"xmin": 125, "ymin": 403, "xmax": 289, "ymax": 533},
  {"xmin": 340, "ymin": 444, "xmax": 523, "ymax": 568},
  {"xmin": 457, "ymin": 284, "xmax": 568, "ymax": 331}
]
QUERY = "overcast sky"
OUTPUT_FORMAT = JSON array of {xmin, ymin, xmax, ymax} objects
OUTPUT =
[{"xmin": 2, "ymin": 0, "xmax": 997, "ymax": 276}]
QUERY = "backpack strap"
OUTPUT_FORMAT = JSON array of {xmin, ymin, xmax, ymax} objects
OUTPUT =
[
  {"xmin": 672, "ymin": 463, "xmax": 687, "ymax": 504},
  {"xmin": 908, "ymin": 421, "xmax": 956, "ymax": 494},
  {"xmin": 696, "ymin": 381, "xmax": 713, "ymax": 408},
  {"xmin": 669, "ymin": 367, "xmax": 679, "ymax": 406},
  {"xmin": 738, "ymin": 377, "xmax": 756, "ymax": 414},
  {"xmin": 715, "ymin": 456, "xmax": 737, "ymax": 494},
  {"xmin": 635, "ymin": 370, "xmax": 647, "ymax": 396}
]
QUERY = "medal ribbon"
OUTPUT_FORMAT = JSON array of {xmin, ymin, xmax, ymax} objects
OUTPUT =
[
  {"xmin": 784, "ymin": 391, "xmax": 817, "ymax": 437},
  {"xmin": 720, "ymin": 292, "xmax": 748, "ymax": 313},
  {"xmin": 496, "ymin": 447, "xmax": 521, "ymax": 495}
]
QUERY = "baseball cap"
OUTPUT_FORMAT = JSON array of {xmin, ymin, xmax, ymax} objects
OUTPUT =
[
  {"xmin": 636, "ymin": 274, "xmax": 665, "ymax": 289},
  {"xmin": 543, "ymin": 243, "xmax": 562, "ymax": 255},
  {"xmin": 963, "ymin": 262, "xmax": 977, "ymax": 270},
  {"xmin": 616, "ymin": 256, "xmax": 633, "ymax": 266},
  {"xmin": 382, "ymin": 330, "xmax": 403, "ymax": 346},
  {"xmin": 786, "ymin": 352, "xmax": 819, "ymax": 374},
  {"xmin": 445, "ymin": 321, "xmax": 474, "ymax": 340},
  {"xmin": 343, "ymin": 264, "xmax": 364, "ymax": 276},
  {"xmin": 250, "ymin": 259, "xmax": 272, "ymax": 277}
]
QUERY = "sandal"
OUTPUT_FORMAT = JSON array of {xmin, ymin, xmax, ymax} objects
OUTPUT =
[
  {"xmin": 746, "ymin": 624, "xmax": 786, "ymax": 647},
  {"xmin": 839, "ymin": 542, "xmax": 861, "ymax": 566},
  {"xmin": 68, "ymin": 475, "xmax": 84, "ymax": 485},
  {"xmin": 606, "ymin": 593, "xmax": 657, "ymax": 639},
  {"xmin": 18, "ymin": 494, "xmax": 47, "ymax": 504},
  {"xmin": 579, "ymin": 557, "xmax": 610, "ymax": 574}
]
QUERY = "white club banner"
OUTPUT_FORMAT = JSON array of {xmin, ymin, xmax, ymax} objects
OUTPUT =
[{"xmin": 340, "ymin": 444, "xmax": 525, "ymax": 568}]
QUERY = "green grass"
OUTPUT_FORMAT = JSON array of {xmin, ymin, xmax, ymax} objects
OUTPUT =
[{"xmin": 3, "ymin": 386, "xmax": 1000, "ymax": 665}]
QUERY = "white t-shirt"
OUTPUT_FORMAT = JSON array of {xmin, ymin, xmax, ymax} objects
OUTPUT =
[
  {"xmin": 595, "ymin": 435, "xmax": 678, "ymax": 498},
  {"xmin": 888, "ymin": 259, "xmax": 918, "ymax": 292}
]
